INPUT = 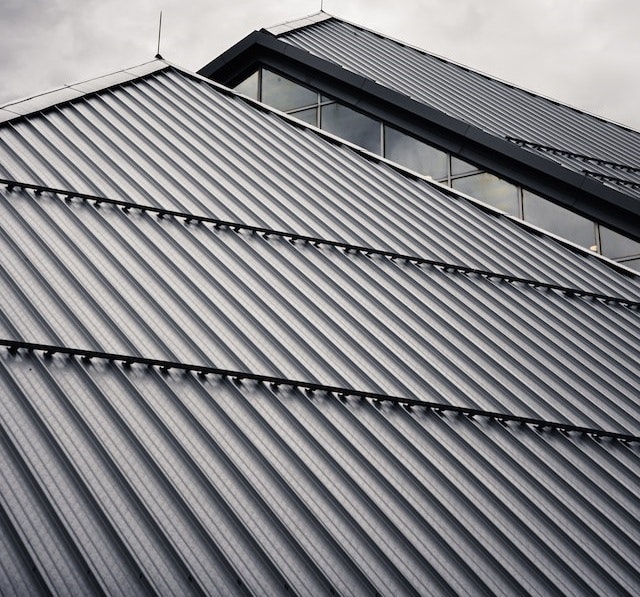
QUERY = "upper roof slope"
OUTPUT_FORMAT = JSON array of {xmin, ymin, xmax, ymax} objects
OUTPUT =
[
  {"xmin": 0, "ymin": 65, "xmax": 636, "ymax": 298},
  {"xmin": 275, "ymin": 15, "xmax": 640, "ymax": 200}
]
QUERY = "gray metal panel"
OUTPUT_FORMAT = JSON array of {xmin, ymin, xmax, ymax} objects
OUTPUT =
[
  {"xmin": 278, "ymin": 18, "xmax": 640, "ymax": 174},
  {"xmin": 1, "ymin": 350, "xmax": 639, "ymax": 595},
  {"xmin": 1, "ymin": 186, "xmax": 639, "ymax": 435},
  {"xmin": 0, "ymin": 68, "xmax": 637, "ymax": 301}
]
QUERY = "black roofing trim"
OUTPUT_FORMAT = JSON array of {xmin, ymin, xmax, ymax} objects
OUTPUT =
[
  {"xmin": 283, "ymin": 18, "xmax": 640, "ymax": 138},
  {"xmin": 583, "ymin": 171, "xmax": 640, "ymax": 190},
  {"xmin": 2, "ymin": 339, "xmax": 638, "ymax": 445},
  {"xmin": 3, "ymin": 178, "xmax": 639, "ymax": 308},
  {"xmin": 506, "ymin": 137, "xmax": 640, "ymax": 173}
]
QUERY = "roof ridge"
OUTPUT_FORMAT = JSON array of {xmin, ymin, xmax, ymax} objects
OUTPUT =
[
  {"xmin": 265, "ymin": 11, "xmax": 332, "ymax": 36},
  {"xmin": 281, "ymin": 15, "xmax": 640, "ymax": 137},
  {"xmin": 0, "ymin": 60, "xmax": 168, "ymax": 125}
]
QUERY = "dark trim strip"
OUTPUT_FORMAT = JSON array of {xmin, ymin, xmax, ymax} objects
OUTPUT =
[
  {"xmin": 506, "ymin": 137, "xmax": 640, "ymax": 173},
  {"xmin": 197, "ymin": 30, "xmax": 640, "ymax": 241},
  {"xmin": 3, "ymin": 179, "xmax": 638, "ymax": 308},
  {"xmin": 2, "ymin": 339, "xmax": 638, "ymax": 445}
]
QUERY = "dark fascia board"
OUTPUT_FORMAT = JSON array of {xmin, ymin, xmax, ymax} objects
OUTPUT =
[{"xmin": 199, "ymin": 30, "xmax": 640, "ymax": 241}]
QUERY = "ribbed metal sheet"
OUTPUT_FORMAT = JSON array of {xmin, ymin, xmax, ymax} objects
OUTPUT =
[
  {"xmin": 1, "ymin": 349, "xmax": 639, "ymax": 595},
  {"xmin": 0, "ymin": 67, "xmax": 637, "ymax": 301},
  {"xmin": 278, "ymin": 18, "xmax": 640, "ymax": 176},
  {"xmin": 1, "ymin": 186, "xmax": 639, "ymax": 435}
]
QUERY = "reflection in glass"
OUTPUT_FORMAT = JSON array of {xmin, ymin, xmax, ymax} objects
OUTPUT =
[
  {"xmin": 261, "ymin": 69, "xmax": 318, "ymax": 111},
  {"xmin": 233, "ymin": 71, "xmax": 259, "ymax": 100},
  {"xmin": 452, "ymin": 172, "xmax": 520, "ymax": 216},
  {"xmin": 451, "ymin": 156, "xmax": 478, "ymax": 176},
  {"xmin": 321, "ymin": 103, "xmax": 381, "ymax": 154},
  {"xmin": 289, "ymin": 107, "xmax": 318, "ymax": 126},
  {"xmin": 523, "ymin": 190, "xmax": 596, "ymax": 248},
  {"xmin": 599, "ymin": 226, "xmax": 640, "ymax": 260},
  {"xmin": 384, "ymin": 126, "xmax": 448, "ymax": 179}
]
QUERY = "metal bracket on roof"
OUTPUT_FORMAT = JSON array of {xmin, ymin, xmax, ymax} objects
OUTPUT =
[
  {"xmin": 2, "ymin": 178, "xmax": 639, "ymax": 308},
  {"xmin": 2, "ymin": 338, "xmax": 639, "ymax": 445}
]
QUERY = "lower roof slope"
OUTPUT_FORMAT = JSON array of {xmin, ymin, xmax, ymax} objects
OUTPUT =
[
  {"xmin": 1, "ymin": 61, "xmax": 639, "ymax": 596},
  {"xmin": 1, "ymin": 349, "xmax": 639, "ymax": 595}
]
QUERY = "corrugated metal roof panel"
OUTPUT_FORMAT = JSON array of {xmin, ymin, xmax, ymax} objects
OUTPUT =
[
  {"xmin": 277, "ymin": 18, "xmax": 640, "ymax": 175},
  {"xmin": 0, "ymin": 67, "xmax": 637, "ymax": 300},
  {"xmin": 1, "ymin": 350, "xmax": 639, "ymax": 595},
  {"xmin": 1, "ymin": 186, "xmax": 638, "ymax": 435}
]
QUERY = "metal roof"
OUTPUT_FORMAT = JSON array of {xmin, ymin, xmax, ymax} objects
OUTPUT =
[
  {"xmin": 1, "ymin": 349, "xmax": 639, "ymax": 595},
  {"xmin": 0, "ymin": 61, "xmax": 165, "ymax": 124},
  {"xmin": 276, "ymin": 16, "xmax": 640, "ymax": 202},
  {"xmin": 0, "ymin": 67, "xmax": 636, "ymax": 299},
  {"xmin": 1, "ymin": 184, "xmax": 639, "ymax": 435},
  {"xmin": 1, "ymin": 61, "xmax": 640, "ymax": 595}
]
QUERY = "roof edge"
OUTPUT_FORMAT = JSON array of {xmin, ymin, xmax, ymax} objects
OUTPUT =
[
  {"xmin": 266, "ymin": 11, "xmax": 332, "ymax": 36},
  {"xmin": 197, "ymin": 32, "xmax": 640, "ymax": 240},
  {"xmin": 0, "ymin": 60, "xmax": 168, "ymax": 124}
]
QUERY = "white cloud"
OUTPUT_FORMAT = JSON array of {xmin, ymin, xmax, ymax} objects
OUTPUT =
[{"xmin": 1, "ymin": 0, "xmax": 639, "ymax": 130}]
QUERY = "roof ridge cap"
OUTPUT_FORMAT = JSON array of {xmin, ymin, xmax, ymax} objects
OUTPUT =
[
  {"xmin": 0, "ymin": 59, "xmax": 168, "ymax": 124},
  {"xmin": 266, "ymin": 11, "xmax": 333, "ymax": 36}
]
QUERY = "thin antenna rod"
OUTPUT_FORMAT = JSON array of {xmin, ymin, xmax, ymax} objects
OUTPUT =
[
  {"xmin": 320, "ymin": 0, "xmax": 324, "ymax": 12},
  {"xmin": 156, "ymin": 11, "xmax": 163, "ymax": 58}
]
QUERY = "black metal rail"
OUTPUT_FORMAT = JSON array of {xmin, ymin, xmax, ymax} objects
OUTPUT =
[
  {"xmin": 583, "ymin": 171, "xmax": 640, "ymax": 190},
  {"xmin": 2, "ymin": 178, "xmax": 638, "ymax": 308},
  {"xmin": 506, "ymin": 137, "xmax": 640, "ymax": 174},
  {"xmin": 2, "ymin": 339, "xmax": 638, "ymax": 444}
]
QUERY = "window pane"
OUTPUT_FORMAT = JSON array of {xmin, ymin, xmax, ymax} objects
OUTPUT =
[
  {"xmin": 451, "ymin": 156, "xmax": 478, "ymax": 176},
  {"xmin": 384, "ymin": 126, "xmax": 448, "ymax": 179},
  {"xmin": 289, "ymin": 107, "xmax": 318, "ymax": 126},
  {"xmin": 261, "ymin": 69, "xmax": 317, "ymax": 111},
  {"xmin": 452, "ymin": 172, "xmax": 520, "ymax": 216},
  {"xmin": 320, "ymin": 103, "xmax": 381, "ymax": 154},
  {"xmin": 600, "ymin": 226, "xmax": 640, "ymax": 260},
  {"xmin": 233, "ymin": 71, "xmax": 259, "ymax": 99},
  {"xmin": 523, "ymin": 190, "xmax": 596, "ymax": 248}
]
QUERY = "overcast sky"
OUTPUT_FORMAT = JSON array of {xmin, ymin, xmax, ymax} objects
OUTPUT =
[{"xmin": 1, "ymin": 0, "xmax": 639, "ymax": 130}]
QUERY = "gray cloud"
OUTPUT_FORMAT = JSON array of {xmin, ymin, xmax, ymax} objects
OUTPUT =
[{"xmin": 1, "ymin": 0, "xmax": 639, "ymax": 131}]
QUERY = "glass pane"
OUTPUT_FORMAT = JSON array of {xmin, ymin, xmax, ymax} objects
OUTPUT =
[
  {"xmin": 384, "ymin": 126, "xmax": 448, "ymax": 179},
  {"xmin": 522, "ymin": 190, "xmax": 596, "ymax": 248},
  {"xmin": 451, "ymin": 156, "xmax": 478, "ymax": 176},
  {"xmin": 233, "ymin": 71, "xmax": 258, "ymax": 100},
  {"xmin": 600, "ymin": 226, "xmax": 640, "ymax": 260},
  {"xmin": 620, "ymin": 258, "xmax": 640, "ymax": 272},
  {"xmin": 261, "ymin": 69, "xmax": 317, "ymax": 111},
  {"xmin": 289, "ymin": 107, "xmax": 318, "ymax": 126},
  {"xmin": 320, "ymin": 103, "xmax": 381, "ymax": 154},
  {"xmin": 452, "ymin": 172, "xmax": 520, "ymax": 216}
]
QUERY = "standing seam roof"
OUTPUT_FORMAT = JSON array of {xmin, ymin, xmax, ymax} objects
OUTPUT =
[
  {"xmin": 276, "ymin": 17, "xmax": 640, "ymax": 190},
  {"xmin": 0, "ymin": 67, "xmax": 636, "ymax": 298},
  {"xmin": 1, "ymin": 58, "xmax": 640, "ymax": 596},
  {"xmin": 1, "ymin": 185, "xmax": 638, "ymax": 435}
]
